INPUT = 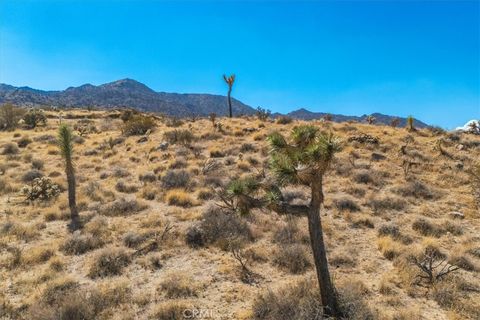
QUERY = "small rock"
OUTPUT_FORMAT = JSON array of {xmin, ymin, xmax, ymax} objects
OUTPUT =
[
  {"xmin": 449, "ymin": 211, "xmax": 465, "ymax": 220},
  {"xmin": 137, "ymin": 136, "xmax": 148, "ymax": 143},
  {"xmin": 158, "ymin": 142, "xmax": 169, "ymax": 151},
  {"xmin": 457, "ymin": 144, "xmax": 465, "ymax": 150},
  {"xmin": 242, "ymin": 127, "xmax": 257, "ymax": 133},
  {"xmin": 455, "ymin": 162, "xmax": 464, "ymax": 170},
  {"xmin": 371, "ymin": 153, "xmax": 386, "ymax": 161}
]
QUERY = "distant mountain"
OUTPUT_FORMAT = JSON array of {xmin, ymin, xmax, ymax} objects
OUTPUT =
[
  {"xmin": 0, "ymin": 79, "xmax": 430, "ymax": 127},
  {"xmin": 0, "ymin": 79, "xmax": 255, "ymax": 117},
  {"xmin": 283, "ymin": 108, "xmax": 429, "ymax": 128}
]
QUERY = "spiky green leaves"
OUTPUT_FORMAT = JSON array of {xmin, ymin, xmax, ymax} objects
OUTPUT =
[
  {"xmin": 226, "ymin": 176, "xmax": 260, "ymax": 197},
  {"xmin": 58, "ymin": 124, "xmax": 74, "ymax": 162},
  {"xmin": 267, "ymin": 125, "xmax": 341, "ymax": 185}
]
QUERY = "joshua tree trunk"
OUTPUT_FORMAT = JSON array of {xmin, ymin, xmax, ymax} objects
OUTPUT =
[
  {"xmin": 308, "ymin": 177, "xmax": 341, "ymax": 317},
  {"xmin": 66, "ymin": 161, "xmax": 79, "ymax": 230},
  {"xmin": 227, "ymin": 86, "xmax": 233, "ymax": 118}
]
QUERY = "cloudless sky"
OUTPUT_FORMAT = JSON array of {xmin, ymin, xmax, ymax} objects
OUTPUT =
[{"xmin": 0, "ymin": 0, "xmax": 479, "ymax": 128}]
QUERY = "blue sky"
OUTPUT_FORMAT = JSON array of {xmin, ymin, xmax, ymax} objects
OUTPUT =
[{"xmin": 0, "ymin": 0, "xmax": 478, "ymax": 128}]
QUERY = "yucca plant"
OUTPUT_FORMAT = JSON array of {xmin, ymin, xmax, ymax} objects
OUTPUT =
[
  {"xmin": 223, "ymin": 74, "xmax": 235, "ymax": 118},
  {"xmin": 407, "ymin": 115, "xmax": 415, "ymax": 131},
  {"xmin": 58, "ymin": 124, "xmax": 80, "ymax": 230},
  {"xmin": 366, "ymin": 115, "xmax": 376, "ymax": 125},
  {"xmin": 267, "ymin": 125, "xmax": 342, "ymax": 317}
]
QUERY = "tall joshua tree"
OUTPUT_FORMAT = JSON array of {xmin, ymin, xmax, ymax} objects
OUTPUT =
[
  {"xmin": 223, "ymin": 74, "xmax": 235, "ymax": 118},
  {"xmin": 58, "ymin": 124, "xmax": 80, "ymax": 230},
  {"xmin": 267, "ymin": 125, "xmax": 342, "ymax": 317}
]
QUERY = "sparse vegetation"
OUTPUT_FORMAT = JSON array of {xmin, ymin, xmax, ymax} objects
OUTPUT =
[{"xmin": 1, "ymin": 109, "xmax": 479, "ymax": 319}]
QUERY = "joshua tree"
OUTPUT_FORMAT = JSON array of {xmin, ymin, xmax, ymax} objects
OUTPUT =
[
  {"xmin": 223, "ymin": 74, "xmax": 235, "ymax": 118},
  {"xmin": 58, "ymin": 124, "xmax": 80, "ymax": 230},
  {"xmin": 267, "ymin": 125, "xmax": 342, "ymax": 317},
  {"xmin": 366, "ymin": 115, "xmax": 376, "ymax": 125},
  {"xmin": 407, "ymin": 115, "xmax": 415, "ymax": 131},
  {"xmin": 390, "ymin": 117, "xmax": 400, "ymax": 128}
]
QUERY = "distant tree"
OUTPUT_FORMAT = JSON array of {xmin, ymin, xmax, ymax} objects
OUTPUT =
[
  {"xmin": 58, "ymin": 124, "xmax": 80, "ymax": 230},
  {"xmin": 322, "ymin": 114, "xmax": 333, "ymax": 122},
  {"xmin": 0, "ymin": 103, "xmax": 24, "ymax": 131},
  {"xmin": 366, "ymin": 115, "xmax": 376, "ymax": 125},
  {"xmin": 23, "ymin": 109, "xmax": 47, "ymax": 129},
  {"xmin": 223, "ymin": 74, "xmax": 236, "ymax": 118},
  {"xmin": 256, "ymin": 107, "xmax": 271, "ymax": 121},
  {"xmin": 390, "ymin": 117, "xmax": 400, "ymax": 128},
  {"xmin": 267, "ymin": 126, "xmax": 342, "ymax": 317},
  {"xmin": 209, "ymin": 113, "xmax": 217, "ymax": 129},
  {"xmin": 407, "ymin": 115, "xmax": 415, "ymax": 131}
]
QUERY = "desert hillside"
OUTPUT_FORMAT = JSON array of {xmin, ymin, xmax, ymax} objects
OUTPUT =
[{"xmin": 1, "ymin": 108, "xmax": 479, "ymax": 320}]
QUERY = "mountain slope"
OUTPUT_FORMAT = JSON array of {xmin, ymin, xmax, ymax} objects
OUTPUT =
[
  {"xmin": 285, "ymin": 108, "xmax": 429, "ymax": 128},
  {"xmin": 0, "ymin": 79, "xmax": 429, "ymax": 127},
  {"xmin": 0, "ymin": 79, "xmax": 255, "ymax": 117}
]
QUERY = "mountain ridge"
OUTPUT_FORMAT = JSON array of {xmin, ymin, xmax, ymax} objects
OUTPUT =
[{"xmin": 0, "ymin": 79, "xmax": 429, "ymax": 127}]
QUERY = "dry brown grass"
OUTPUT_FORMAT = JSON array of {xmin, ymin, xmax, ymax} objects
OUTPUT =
[{"xmin": 0, "ymin": 110, "xmax": 479, "ymax": 319}]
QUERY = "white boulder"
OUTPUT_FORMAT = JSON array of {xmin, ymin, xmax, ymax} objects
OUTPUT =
[{"xmin": 455, "ymin": 120, "xmax": 480, "ymax": 134}]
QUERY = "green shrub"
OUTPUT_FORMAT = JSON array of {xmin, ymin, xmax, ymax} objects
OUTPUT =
[
  {"xmin": 23, "ymin": 109, "xmax": 47, "ymax": 128},
  {"xmin": 0, "ymin": 104, "xmax": 24, "ymax": 131},
  {"xmin": 122, "ymin": 114, "xmax": 155, "ymax": 136}
]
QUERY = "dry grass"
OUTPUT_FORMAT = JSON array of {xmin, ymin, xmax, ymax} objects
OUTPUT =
[{"xmin": 0, "ymin": 109, "xmax": 479, "ymax": 319}]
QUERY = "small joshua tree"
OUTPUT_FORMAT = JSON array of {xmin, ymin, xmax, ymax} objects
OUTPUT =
[
  {"xmin": 366, "ymin": 115, "xmax": 376, "ymax": 125},
  {"xmin": 267, "ymin": 125, "xmax": 342, "ymax": 317},
  {"xmin": 256, "ymin": 107, "xmax": 271, "ymax": 121},
  {"xmin": 58, "ymin": 124, "xmax": 80, "ymax": 230},
  {"xmin": 223, "ymin": 74, "xmax": 235, "ymax": 118},
  {"xmin": 209, "ymin": 113, "xmax": 216, "ymax": 129},
  {"xmin": 390, "ymin": 117, "xmax": 400, "ymax": 128},
  {"xmin": 407, "ymin": 115, "xmax": 415, "ymax": 131}
]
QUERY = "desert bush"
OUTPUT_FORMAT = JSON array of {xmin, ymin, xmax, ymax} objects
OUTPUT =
[
  {"xmin": 160, "ymin": 273, "xmax": 197, "ymax": 298},
  {"xmin": 377, "ymin": 237, "xmax": 403, "ymax": 260},
  {"xmin": 0, "ymin": 104, "xmax": 24, "ymax": 131},
  {"xmin": 138, "ymin": 171, "xmax": 157, "ymax": 183},
  {"xmin": 122, "ymin": 114, "xmax": 155, "ymax": 136},
  {"xmin": 166, "ymin": 189, "xmax": 195, "ymax": 207},
  {"xmin": 273, "ymin": 219, "xmax": 307, "ymax": 245},
  {"xmin": 333, "ymin": 196, "xmax": 360, "ymax": 212},
  {"xmin": 252, "ymin": 279, "xmax": 323, "ymax": 320},
  {"xmin": 17, "ymin": 136, "xmax": 32, "ymax": 148},
  {"xmin": 115, "ymin": 180, "xmax": 138, "ymax": 193},
  {"xmin": 123, "ymin": 231, "xmax": 146, "ymax": 248},
  {"xmin": 394, "ymin": 180, "xmax": 439, "ymax": 200},
  {"xmin": 150, "ymin": 301, "xmax": 190, "ymax": 320},
  {"xmin": 161, "ymin": 169, "xmax": 191, "ymax": 189},
  {"xmin": 61, "ymin": 233, "xmax": 104, "ymax": 255},
  {"xmin": 276, "ymin": 116, "xmax": 293, "ymax": 125},
  {"xmin": 448, "ymin": 255, "xmax": 477, "ymax": 271},
  {"xmin": 1, "ymin": 143, "xmax": 19, "ymax": 155},
  {"xmin": 412, "ymin": 218, "xmax": 445, "ymax": 237},
  {"xmin": 273, "ymin": 244, "xmax": 311, "ymax": 274},
  {"xmin": 99, "ymin": 198, "xmax": 147, "ymax": 216},
  {"xmin": 368, "ymin": 196, "xmax": 406, "ymax": 214},
  {"xmin": 185, "ymin": 225, "xmax": 204, "ymax": 248},
  {"xmin": 353, "ymin": 170, "xmax": 381, "ymax": 185},
  {"xmin": 378, "ymin": 223, "xmax": 401, "ymax": 238},
  {"xmin": 22, "ymin": 177, "xmax": 60, "ymax": 201},
  {"xmin": 256, "ymin": 107, "xmax": 271, "ymax": 121},
  {"xmin": 240, "ymin": 143, "xmax": 256, "ymax": 153},
  {"xmin": 199, "ymin": 205, "xmax": 253, "ymax": 250},
  {"xmin": 209, "ymin": 148, "xmax": 225, "ymax": 158},
  {"xmin": 31, "ymin": 159, "xmax": 44, "ymax": 170},
  {"xmin": 0, "ymin": 178, "xmax": 15, "ymax": 195},
  {"xmin": 21, "ymin": 247, "xmax": 55, "ymax": 265},
  {"xmin": 23, "ymin": 109, "xmax": 47, "ymax": 128},
  {"xmin": 88, "ymin": 247, "xmax": 131, "ymax": 278},
  {"xmin": 163, "ymin": 129, "xmax": 195, "ymax": 146},
  {"xmin": 21, "ymin": 169, "xmax": 43, "ymax": 182}
]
